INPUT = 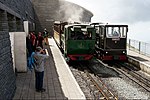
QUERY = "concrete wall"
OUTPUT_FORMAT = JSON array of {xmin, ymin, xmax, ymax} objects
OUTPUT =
[
  {"xmin": 9, "ymin": 32, "xmax": 27, "ymax": 73},
  {"xmin": 128, "ymin": 57, "xmax": 150, "ymax": 75},
  {"xmin": 13, "ymin": 32, "xmax": 27, "ymax": 72}
]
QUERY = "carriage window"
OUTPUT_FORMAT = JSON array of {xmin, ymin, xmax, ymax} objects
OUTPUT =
[
  {"xmin": 106, "ymin": 27, "xmax": 112, "ymax": 37},
  {"xmin": 65, "ymin": 28, "xmax": 68, "ymax": 40},
  {"xmin": 113, "ymin": 27, "xmax": 120, "ymax": 36},
  {"xmin": 70, "ymin": 31, "xmax": 92, "ymax": 40},
  {"xmin": 61, "ymin": 26, "xmax": 64, "ymax": 34},
  {"xmin": 106, "ymin": 27, "xmax": 127, "ymax": 38},
  {"xmin": 71, "ymin": 31, "xmax": 75, "ymax": 39},
  {"xmin": 120, "ymin": 27, "xmax": 127, "ymax": 38},
  {"xmin": 95, "ymin": 27, "xmax": 99, "ymax": 33},
  {"xmin": 84, "ymin": 31, "xmax": 92, "ymax": 39},
  {"xmin": 70, "ymin": 31, "xmax": 84, "ymax": 40},
  {"xmin": 106, "ymin": 27, "xmax": 120, "ymax": 37},
  {"xmin": 100, "ymin": 27, "xmax": 104, "ymax": 36}
]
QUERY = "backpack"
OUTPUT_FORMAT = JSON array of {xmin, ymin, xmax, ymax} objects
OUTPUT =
[{"xmin": 28, "ymin": 52, "xmax": 36, "ymax": 71}]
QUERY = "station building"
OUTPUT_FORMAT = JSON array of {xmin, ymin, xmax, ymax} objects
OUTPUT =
[{"xmin": 0, "ymin": 0, "xmax": 93, "ymax": 99}]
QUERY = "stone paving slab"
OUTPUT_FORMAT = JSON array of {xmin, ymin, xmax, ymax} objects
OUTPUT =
[
  {"xmin": 13, "ymin": 44, "xmax": 67, "ymax": 99},
  {"xmin": 48, "ymin": 38, "xmax": 86, "ymax": 99},
  {"xmin": 13, "ymin": 38, "xmax": 85, "ymax": 100},
  {"xmin": 13, "ymin": 38, "xmax": 86, "ymax": 99}
]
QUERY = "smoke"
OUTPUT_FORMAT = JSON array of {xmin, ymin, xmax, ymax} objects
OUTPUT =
[{"xmin": 57, "ymin": 0, "xmax": 84, "ymax": 22}]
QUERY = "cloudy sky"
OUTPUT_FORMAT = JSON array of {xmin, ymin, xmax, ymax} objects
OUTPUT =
[{"xmin": 65, "ymin": 0, "xmax": 150, "ymax": 43}]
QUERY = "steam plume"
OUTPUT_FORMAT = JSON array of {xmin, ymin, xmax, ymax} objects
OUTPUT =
[{"xmin": 58, "ymin": 0, "xmax": 84, "ymax": 22}]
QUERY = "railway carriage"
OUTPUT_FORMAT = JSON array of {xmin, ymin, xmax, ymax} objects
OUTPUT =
[
  {"xmin": 53, "ymin": 21, "xmax": 96, "ymax": 61},
  {"xmin": 91, "ymin": 23, "xmax": 128, "ymax": 61}
]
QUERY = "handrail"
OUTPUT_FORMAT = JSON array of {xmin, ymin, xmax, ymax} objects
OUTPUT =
[{"xmin": 127, "ymin": 39, "xmax": 150, "ymax": 57}]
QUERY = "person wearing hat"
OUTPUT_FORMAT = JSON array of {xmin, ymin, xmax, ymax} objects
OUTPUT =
[{"xmin": 33, "ymin": 46, "xmax": 49, "ymax": 92}]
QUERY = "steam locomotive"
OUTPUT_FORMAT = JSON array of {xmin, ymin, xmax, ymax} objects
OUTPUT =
[{"xmin": 53, "ymin": 21, "xmax": 96, "ymax": 62}]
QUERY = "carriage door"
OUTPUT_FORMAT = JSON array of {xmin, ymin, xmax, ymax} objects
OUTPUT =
[
  {"xmin": 95, "ymin": 26, "xmax": 99, "ymax": 46},
  {"xmin": 99, "ymin": 26, "xmax": 104, "ymax": 49}
]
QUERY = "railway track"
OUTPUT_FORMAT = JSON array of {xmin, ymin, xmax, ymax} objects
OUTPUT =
[
  {"xmin": 84, "ymin": 70, "xmax": 118, "ymax": 100},
  {"xmin": 71, "ymin": 62, "xmax": 118, "ymax": 100},
  {"xmin": 112, "ymin": 62, "xmax": 150, "ymax": 92},
  {"xmin": 70, "ymin": 59, "xmax": 150, "ymax": 99}
]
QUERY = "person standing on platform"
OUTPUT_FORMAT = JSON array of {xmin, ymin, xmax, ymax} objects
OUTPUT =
[
  {"xmin": 30, "ymin": 32, "xmax": 36, "ymax": 51},
  {"xmin": 26, "ymin": 33, "xmax": 33, "ymax": 57},
  {"xmin": 33, "ymin": 46, "xmax": 49, "ymax": 92},
  {"xmin": 26, "ymin": 33, "xmax": 34, "ymax": 70},
  {"xmin": 36, "ymin": 32, "xmax": 44, "ymax": 48},
  {"xmin": 43, "ymin": 28, "xmax": 49, "ymax": 45}
]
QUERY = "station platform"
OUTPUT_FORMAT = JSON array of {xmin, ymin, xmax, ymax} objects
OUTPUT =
[
  {"xmin": 13, "ymin": 38, "xmax": 85, "ymax": 99},
  {"xmin": 127, "ymin": 49, "xmax": 150, "ymax": 75}
]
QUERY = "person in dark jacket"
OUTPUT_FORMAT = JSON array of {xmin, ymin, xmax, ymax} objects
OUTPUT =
[
  {"xmin": 26, "ymin": 33, "xmax": 34, "ymax": 69},
  {"xmin": 36, "ymin": 32, "xmax": 44, "ymax": 48},
  {"xmin": 26, "ymin": 33, "xmax": 33, "ymax": 57}
]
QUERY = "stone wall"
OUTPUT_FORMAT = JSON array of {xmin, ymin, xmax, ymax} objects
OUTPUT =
[
  {"xmin": 31, "ymin": 0, "xmax": 59, "ymax": 34},
  {"xmin": 0, "ymin": 0, "xmax": 34, "ymax": 99},
  {"xmin": 0, "ymin": 0, "xmax": 93, "ymax": 99},
  {"xmin": 0, "ymin": 0, "xmax": 35, "ymax": 32},
  {"xmin": 0, "ymin": 31, "xmax": 16, "ymax": 99},
  {"xmin": 31, "ymin": 0, "xmax": 93, "ymax": 36},
  {"xmin": 0, "ymin": 0, "xmax": 34, "ymax": 23}
]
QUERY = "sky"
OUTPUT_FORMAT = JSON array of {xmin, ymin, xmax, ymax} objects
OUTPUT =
[{"xmin": 65, "ymin": 0, "xmax": 150, "ymax": 43}]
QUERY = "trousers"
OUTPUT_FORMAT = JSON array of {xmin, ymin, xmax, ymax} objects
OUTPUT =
[{"xmin": 35, "ymin": 71, "xmax": 44, "ymax": 90}]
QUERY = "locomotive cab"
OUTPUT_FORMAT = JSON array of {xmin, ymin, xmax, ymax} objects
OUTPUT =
[
  {"xmin": 64, "ymin": 24, "xmax": 96, "ymax": 61},
  {"xmin": 54, "ymin": 22, "xmax": 96, "ymax": 62},
  {"xmin": 70, "ymin": 26, "xmax": 83, "ymax": 40},
  {"xmin": 91, "ymin": 23, "xmax": 128, "ymax": 61}
]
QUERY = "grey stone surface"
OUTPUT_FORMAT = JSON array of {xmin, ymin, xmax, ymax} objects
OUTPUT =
[
  {"xmin": 0, "ymin": 0, "xmax": 34, "ymax": 98},
  {"xmin": 0, "ymin": 31, "xmax": 16, "ymax": 99},
  {"xmin": 0, "ymin": 0, "xmax": 34, "ymax": 21},
  {"xmin": 13, "ymin": 45, "xmax": 67, "ymax": 99}
]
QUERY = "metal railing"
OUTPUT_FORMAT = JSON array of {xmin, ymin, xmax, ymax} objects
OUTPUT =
[{"xmin": 127, "ymin": 39, "xmax": 150, "ymax": 57}]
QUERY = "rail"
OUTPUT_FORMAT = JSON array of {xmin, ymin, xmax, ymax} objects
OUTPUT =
[
  {"xmin": 73, "ymin": 62, "xmax": 118, "ymax": 99},
  {"xmin": 85, "ymin": 70, "xmax": 118, "ymax": 100},
  {"xmin": 114, "ymin": 62, "xmax": 150, "ymax": 92},
  {"xmin": 127, "ymin": 39, "xmax": 150, "ymax": 57}
]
